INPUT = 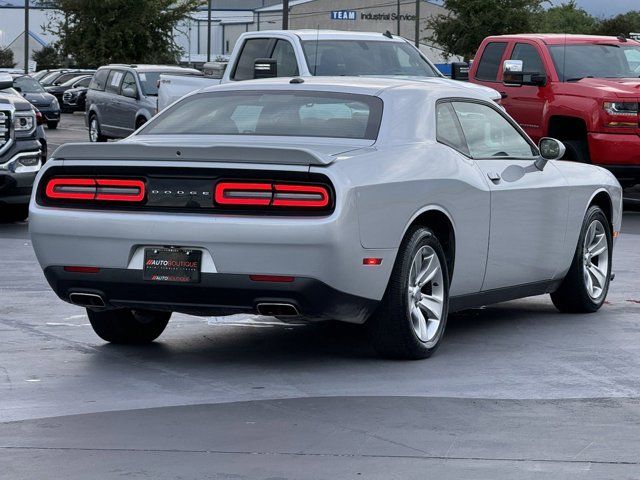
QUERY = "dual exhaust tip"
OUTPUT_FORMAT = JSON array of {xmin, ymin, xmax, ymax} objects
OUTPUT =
[{"xmin": 68, "ymin": 294, "xmax": 299, "ymax": 317}]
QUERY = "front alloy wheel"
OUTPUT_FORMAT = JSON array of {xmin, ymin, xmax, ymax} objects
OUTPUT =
[{"xmin": 582, "ymin": 219, "xmax": 609, "ymax": 300}]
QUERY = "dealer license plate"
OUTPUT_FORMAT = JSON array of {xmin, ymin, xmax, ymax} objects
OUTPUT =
[{"xmin": 143, "ymin": 248, "xmax": 202, "ymax": 283}]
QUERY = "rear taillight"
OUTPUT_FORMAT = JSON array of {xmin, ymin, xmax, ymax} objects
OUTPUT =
[
  {"xmin": 214, "ymin": 181, "xmax": 330, "ymax": 209},
  {"xmin": 44, "ymin": 177, "xmax": 146, "ymax": 203}
]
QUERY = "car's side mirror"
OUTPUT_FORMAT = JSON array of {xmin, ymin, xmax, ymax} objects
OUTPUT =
[
  {"xmin": 122, "ymin": 86, "xmax": 138, "ymax": 99},
  {"xmin": 502, "ymin": 59, "xmax": 546, "ymax": 87},
  {"xmin": 0, "ymin": 73, "xmax": 13, "ymax": 90},
  {"xmin": 451, "ymin": 62, "xmax": 469, "ymax": 81},
  {"xmin": 535, "ymin": 137, "xmax": 565, "ymax": 170},
  {"xmin": 254, "ymin": 58, "xmax": 277, "ymax": 79}
]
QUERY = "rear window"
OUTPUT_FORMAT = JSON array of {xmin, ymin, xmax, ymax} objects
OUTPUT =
[
  {"xmin": 475, "ymin": 42, "xmax": 507, "ymax": 81},
  {"xmin": 89, "ymin": 69, "xmax": 109, "ymax": 91},
  {"xmin": 141, "ymin": 91, "xmax": 383, "ymax": 140}
]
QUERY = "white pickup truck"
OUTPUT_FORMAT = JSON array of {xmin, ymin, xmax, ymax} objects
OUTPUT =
[{"xmin": 158, "ymin": 29, "xmax": 500, "ymax": 111}]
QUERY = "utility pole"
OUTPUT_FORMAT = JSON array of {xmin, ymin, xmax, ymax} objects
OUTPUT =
[
  {"xmin": 282, "ymin": 0, "xmax": 289, "ymax": 30},
  {"xmin": 206, "ymin": 0, "xmax": 212, "ymax": 62},
  {"xmin": 24, "ymin": 0, "xmax": 29, "ymax": 73},
  {"xmin": 414, "ymin": 0, "xmax": 420, "ymax": 48},
  {"xmin": 396, "ymin": 0, "xmax": 400, "ymax": 36}
]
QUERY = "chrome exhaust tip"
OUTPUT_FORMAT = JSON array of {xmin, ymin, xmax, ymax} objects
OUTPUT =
[
  {"xmin": 69, "ymin": 292, "xmax": 106, "ymax": 308},
  {"xmin": 256, "ymin": 303, "xmax": 299, "ymax": 317}
]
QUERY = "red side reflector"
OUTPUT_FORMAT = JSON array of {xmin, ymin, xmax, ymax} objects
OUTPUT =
[
  {"xmin": 45, "ymin": 177, "xmax": 146, "ymax": 203},
  {"xmin": 64, "ymin": 266, "xmax": 100, "ymax": 273},
  {"xmin": 363, "ymin": 258, "xmax": 383, "ymax": 266},
  {"xmin": 249, "ymin": 275, "xmax": 295, "ymax": 283}
]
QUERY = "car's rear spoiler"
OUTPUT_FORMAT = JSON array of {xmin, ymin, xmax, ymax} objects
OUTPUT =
[{"xmin": 51, "ymin": 142, "xmax": 347, "ymax": 166}]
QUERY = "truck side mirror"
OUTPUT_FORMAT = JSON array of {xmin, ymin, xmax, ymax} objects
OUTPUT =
[
  {"xmin": 254, "ymin": 58, "xmax": 277, "ymax": 79},
  {"xmin": 0, "ymin": 73, "xmax": 13, "ymax": 90},
  {"xmin": 503, "ymin": 59, "xmax": 546, "ymax": 87},
  {"xmin": 451, "ymin": 62, "xmax": 469, "ymax": 81}
]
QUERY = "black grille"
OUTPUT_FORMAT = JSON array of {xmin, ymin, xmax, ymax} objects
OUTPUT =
[{"xmin": 0, "ymin": 110, "xmax": 10, "ymax": 148}]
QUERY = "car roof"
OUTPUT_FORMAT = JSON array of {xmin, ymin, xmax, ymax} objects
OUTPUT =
[
  {"xmin": 246, "ymin": 29, "xmax": 405, "ymax": 43},
  {"xmin": 484, "ymin": 33, "xmax": 640, "ymax": 46},
  {"xmin": 200, "ymin": 76, "xmax": 488, "ymax": 101}
]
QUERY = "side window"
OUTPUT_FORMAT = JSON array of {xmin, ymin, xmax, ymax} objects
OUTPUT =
[
  {"xmin": 436, "ymin": 102, "xmax": 469, "ymax": 156},
  {"xmin": 76, "ymin": 77, "xmax": 91, "ymax": 88},
  {"xmin": 511, "ymin": 43, "xmax": 545, "ymax": 73},
  {"xmin": 105, "ymin": 70, "xmax": 124, "ymax": 94},
  {"xmin": 121, "ymin": 72, "xmax": 137, "ymax": 96},
  {"xmin": 271, "ymin": 40, "xmax": 299, "ymax": 77},
  {"xmin": 451, "ymin": 101, "xmax": 535, "ymax": 159},
  {"xmin": 89, "ymin": 69, "xmax": 109, "ymax": 91},
  {"xmin": 475, "ymin": 42, "xmax": 508, "ymax": 82},
  {"xmin": 232, "ymin": 38, "xmax": 271, "ymax": 81}
]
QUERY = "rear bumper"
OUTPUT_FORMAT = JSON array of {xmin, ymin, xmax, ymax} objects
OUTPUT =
[{"xmin": 44, "ymin": 266, "xmax": 378, "ymax": 322}]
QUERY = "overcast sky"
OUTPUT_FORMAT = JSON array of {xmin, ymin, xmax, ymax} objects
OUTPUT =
[{"xmin": 547, "ymin": 0, "xmax": 636, "ymax": 18}]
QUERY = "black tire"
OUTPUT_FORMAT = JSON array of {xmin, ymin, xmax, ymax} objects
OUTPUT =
[
  {"xmin": 562, "ymin": 139, "xmax": 590, "ymax": 163},
  {"xmin": 88, "ymin": 114, "xmax": 107, "ymax": 142},
  {"xmin": 47, "ymin": 121, "xmax": 58, "ymax": 130},
  {"xmin": 87, "ymin": 308, "xmax": 171, "ymax": 344},
  {"xmin": 0, "ymin": 205, "xmax": 28, "ymax": 223},
  {"xmin": 551, "ymin": 206, "xmax": 612, "ymax": 313},
  {"xmin": 135, "ymin": 117, "xmax": 147, "ymax": 129},
  {"xmin": 368, "ymin": 226, "xmax": 450, "ymax": 359}
]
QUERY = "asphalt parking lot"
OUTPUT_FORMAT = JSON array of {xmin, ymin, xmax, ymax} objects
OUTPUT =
[{"xmin": 1, "ymin": 114, "xmax": 640, "ymax": 479}]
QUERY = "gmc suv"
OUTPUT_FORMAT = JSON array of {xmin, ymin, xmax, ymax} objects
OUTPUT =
[{"xmin": 469, "ymin": 34, "xmax": 640, "ymax": 186}]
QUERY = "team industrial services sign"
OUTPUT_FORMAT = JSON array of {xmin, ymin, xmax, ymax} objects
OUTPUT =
[{"xmin": 331, "ymin": 10, "xmax": 418, "ymax": 21}]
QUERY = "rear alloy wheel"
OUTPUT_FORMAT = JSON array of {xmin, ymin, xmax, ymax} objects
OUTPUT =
[
  {"xmin": 368, "ymin": 227, "xmax": 450, "ymax": 359},
  {"xmin": 87, "ymin": 308, "xmax": 171, "ymax": 344},
  {"xmin": 551, "ymin": 206, "xmax": 612, "ymax": 313},
  {"xmin": 89, "ymin": 115, "xmax": 106, "ymax": 142}
]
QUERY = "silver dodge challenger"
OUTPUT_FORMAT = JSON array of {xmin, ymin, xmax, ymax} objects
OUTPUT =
[{"xmin": 29, "ymin": 77, "xmax": 622, "ymax": 359}]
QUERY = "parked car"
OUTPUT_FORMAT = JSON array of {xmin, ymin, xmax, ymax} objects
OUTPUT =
[
  {"xmin": 85, "ymin": 64, "xmax": 201, "ymax": 142},
  {"xmin": 0, "ymin": 73, "xmax": 43, "ymax": 222},
  {"xmin": 30, "ymin": 77, "xmax": 621, "ymax": 357},
  {"xmin": 45, "ymin": 74, "xmax": 92, "ymax": 112},
  {"xmin": 39, "ymin": 69, "xmax": 95, "ymax": 87},
  {"xmin": 157, "ymin": 30, "xmax": 501, "ymax": 111},
  {"xmin": 10, "ymin": 74, "xmax": 61, "ymax": 129},
  {"xmin": 62, "ymin": 82, "xmax": 90, "ymax": 113},
  {"xmin": 468, "ymin": 34, "xmax": 640, "ymax": 187}
]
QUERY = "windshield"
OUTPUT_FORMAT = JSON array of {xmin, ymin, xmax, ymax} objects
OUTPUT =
[
  {"xmin": 302, "ymin": 40, "xmax": 439, "ymax": 77},
  {"xmin": 13, "ymin": 75, "xmax": 45, "ymax": 93},
  {"xmin": 141, "ymin": 90, "xmax": 383, "ymax": 140},
  {"xmin": 550, "ymin": 44, "xmax": 640, "ymax": 81}
]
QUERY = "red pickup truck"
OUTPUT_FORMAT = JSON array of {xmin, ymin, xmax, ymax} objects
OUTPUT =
[{"xmin": 469, "ymin": 34, "xmax": 640, "ymax": 186}]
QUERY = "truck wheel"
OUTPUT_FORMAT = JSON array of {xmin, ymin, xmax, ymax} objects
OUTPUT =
[
  {"xmin": 368, "ymin": 226, "xmax": 450, "ymax": 359},
  {"xmin": 87, "ymin": 308, "xmax": 171, "ymax": 344},
  {"xmin": 562, "ymin": 139, "xmax": 590, "ymax": 163},
  {"xmin": 551, "ymin": 206, "xmax": 612, "ymax": 313},
  {"xmin": 88, "ymin": 115, "xmax": 107, "ymax": 142},
  {"xmin": 47, "ymin": 121, "xmax": 58, "ymax": 130}
]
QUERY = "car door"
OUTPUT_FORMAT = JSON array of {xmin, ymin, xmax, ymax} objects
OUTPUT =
[
  {"xmin": 102, "ymin": 69, "xmax": 125, "ymax": 136},
  {"xmin": 499, "ymin": 42, "xmax": 550, "ymax": 143},
  {"xmin": 112, "ymin": 71, "xmax": 139, "ymax": 134},
  {"xmin": 450, "ymin": 100, "xmax": 569, "ymax": 291}
]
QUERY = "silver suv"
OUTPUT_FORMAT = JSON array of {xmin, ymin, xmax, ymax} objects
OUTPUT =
[{"xmin": 85, "ymin": 64, "xmax": 201, "ymax": 142}]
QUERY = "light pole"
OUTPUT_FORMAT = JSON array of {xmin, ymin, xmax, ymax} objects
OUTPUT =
[
  {"xmin": 396, "ymin": 0, "xmax": 400, "ymax": 36},
  {"xmin": 283, "ymin": 0, "xmax": 289, "ymax": 30},
  {"xmin": 24, "ymin": 0, "xmax": 29, "ymax": 73},
  {"xmin": 415, "ymin": 0, "xmax": 420, "ymax": 48},
  {"xmin": 206, "ymin": 0, "xmax": 212, "ymax": 62}
]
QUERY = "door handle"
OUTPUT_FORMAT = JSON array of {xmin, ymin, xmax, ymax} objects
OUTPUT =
[{"xmin": 487, "ymin": 172, "xmax": 501, "ymax": 182}]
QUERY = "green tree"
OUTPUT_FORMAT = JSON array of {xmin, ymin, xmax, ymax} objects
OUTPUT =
[
  {"xmin": 0, "ymin": 48, "xmax": 16, "ymax": 68},
  {"xmin": 32, "ymin": 45, "xmax": 64, "ymax": 70},
  {"xmin": 535, "ymin": 1, "xmax": 597, "ymax": 34},
  {"xmin": 41, "ymin": 0, "xmax": 202, "ymax": 67},
  {"xmin": 427, "ymin": 0, "xmax": 545, "ymax": 60},
  {"xmin": 594, "ymin": 11, "xmax": 640, "ymax": 37}
]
